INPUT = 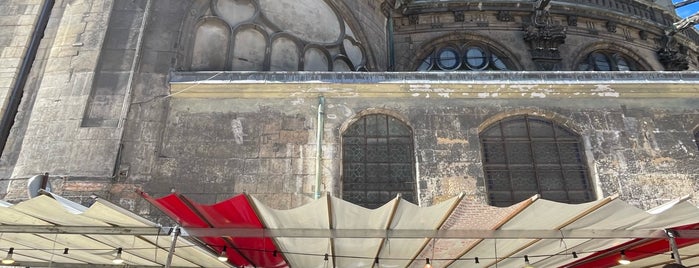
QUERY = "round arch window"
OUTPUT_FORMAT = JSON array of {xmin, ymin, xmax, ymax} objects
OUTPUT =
[
  {"xmin": 464, "ymin": 46, "xmax": 489, "ymax": 70},
  {"xmin": 578, "ymin": 50, "xmax": 640, "ymax": 71},
  {"xmin": 436, "ymin": 47, "xmax": 461, "ymax": 70},
  {"xmin": 416, "ymin": 43, "xmax": 513, "ymax": 71}
]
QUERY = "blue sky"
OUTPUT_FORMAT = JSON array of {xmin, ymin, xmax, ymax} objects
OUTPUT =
[{"xmin": 672, "ymin": 0, "xmax": 699, "ymax": 29}]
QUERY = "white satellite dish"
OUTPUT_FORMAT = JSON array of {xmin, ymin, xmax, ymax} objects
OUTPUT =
[{"xmin": 27, "ymin": 173, "xmax": 52, "ymax": 198}]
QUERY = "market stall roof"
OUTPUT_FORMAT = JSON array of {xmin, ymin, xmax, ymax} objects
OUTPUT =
[
  {"xmin": 0, "ymin": 192, "xmax": 231, "ymax": 268},
  {"xmin": 142, "ymin": 192, "xmax": 699, "ymax": 268}
]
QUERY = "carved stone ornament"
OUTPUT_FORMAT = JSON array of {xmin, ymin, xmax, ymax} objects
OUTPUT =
[
  {"xmin": 409, "ymin": 14, "xmax": 419, "ymax": 25},
  {"xmin": 567, "ymin": 15, "xmax": 577, "ymax": 26},
  {"xmin": 454, "ymin": 11, "xmax": 465, "ymax": 22},
  {"xmin": 657, "ymin": 35, "xmax": 690, "ymax": 71},
  {"xmin": 523, "ymin": 9, "xmax": 567, "ymax": 70},
  {"xmin": 606, "ymin": 21, "xmax": 617, "ymax": 33},
  {"xmin": 497, "ymin": 11, "xmax": 514, "ymax": 22},
  {"xmin": 639, "ymin": 30, "xmax": 648, "ymax": 40}
]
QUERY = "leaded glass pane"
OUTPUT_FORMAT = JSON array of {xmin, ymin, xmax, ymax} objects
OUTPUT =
[
  {"xmin": 343, "ymin": 144, "xmax": 364, "ymax": 162},
  {"xmin": 532, "ymin": 142, "xmax": 559, "ymax": 164},
  {"xmin": 510, "ymin": 170, "xmax": 537, "ymax": 190},
  {"xmin": 480, "ymin": 115, "xmax": 593, "ymax": 206},
  {"xmin": 389, "ymin": 117, "xmax": 411, "ymax": 135},
  {"xmin": 389, "ymin": 144, "xmax": 412, "ymax": 163},
  {"xmin": 483, "ymin": 142, "xmax": 506, "ymax": 164},
  {"xmin": 365, "ymin": 115, "xmax": 380, "ymax": 136},
  {"xmin": 541, "ymin": 191, "xmax": 568, "ymax": 202},
  {"xmin": 343, "ymin": 114, "xmax": 415, "ymax": 208},
  {"xmin": 507, "ymin": 142, "xmax": 533, "ymax": 164},
  {"xmin": 558, "ymin": 143, "xmax": 583, "ymax": 164},
  {"xmin": 528, "ymin": 119, "xmax": 554, "ymax": 138},
  {"xmin": 592, "ymin": 52, "xmax": 611, "ymax": 71},
  {"xmin": 538, "ymin": 170, "xmax": 565, "ymax": 190},
  {"xmin": 486, "ymin": 170, "xmax": 510, "ymax": 191},
  {"xmin": 345, "ymin": 121, "xmax": 364, "ymax": 136},
  {"xmin": 564, "ymin": 170, "xmax": 589, "ymax": 190},
  {"xmin": 501, "ymin": 120, "xmax": 528, "ymax": 137}
]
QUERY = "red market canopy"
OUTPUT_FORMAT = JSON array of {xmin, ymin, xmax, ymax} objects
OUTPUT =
[{"xmin": 140, "ymin": 192, "xmax": 699, "ymax": 268}]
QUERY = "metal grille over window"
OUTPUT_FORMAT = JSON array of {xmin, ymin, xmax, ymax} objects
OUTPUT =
[
  {"xmin": 480, "ymin": 115, "xmax": 594, "ymax": 207},
  {"xmin": 342, "ymin": 114, "xmax": 416, "ymax": 208}
]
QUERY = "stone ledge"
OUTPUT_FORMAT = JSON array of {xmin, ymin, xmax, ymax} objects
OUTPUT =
[{"xmin": 169, "ymin": 71, "xmax": 699, "ymax": 98}]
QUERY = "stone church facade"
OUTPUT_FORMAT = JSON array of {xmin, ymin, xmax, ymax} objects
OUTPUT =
[{"xmin": 0, "ymin": 0, "xmax": 697, "ymax": 220}]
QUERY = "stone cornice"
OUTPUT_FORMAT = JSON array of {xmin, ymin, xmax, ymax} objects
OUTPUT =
[{"xmin": 169, "ymin": 71, "xmax": 699, "ymax": 99}]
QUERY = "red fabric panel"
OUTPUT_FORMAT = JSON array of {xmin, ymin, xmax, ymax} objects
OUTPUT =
[
  {"xmin": 565, "ymin": 223, "xmax": 699, "ymax": 268},
  {"xmin": 140, "ymin": 192, "xmax": 288, "ymax": 268}
]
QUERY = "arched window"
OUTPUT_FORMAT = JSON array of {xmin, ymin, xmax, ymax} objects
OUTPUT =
[
  {"xmin": 342, "ymin": 114, "xmax": 416, "ymax": 208},
  {"xmin": 577, "ymin": 51, "xmax": 641, "ymax": 71},
  {"xmin": 480, "ymin": 115, "xmax": 594, "ymax": 207},
  {"xmin": 417, "ymin": 42, "xmax": 514, "ymax": 71}
]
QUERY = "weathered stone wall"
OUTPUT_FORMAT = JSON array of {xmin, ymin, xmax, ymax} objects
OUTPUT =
[
  {"xmin": 0, "ymin": 0, "xmax": 44, "ymax": 198},
  {"xmin": 0, "ymin": 1, "xmax": 41, "ymax": 116},
  {"xmin": 125, "ymin": 91, "xmax": 697, "ymax": 218},
  {"xmin": 391, "ymin": 1, "xmax": 698, "ymax": 71}
]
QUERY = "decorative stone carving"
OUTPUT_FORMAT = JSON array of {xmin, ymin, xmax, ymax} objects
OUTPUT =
[
  {"xmin": 497, "ymin": 11, "xmax": 513, "ymax": 22},
  {"xmin": 453, "ymin": 11, "xmax": 465, "ymax": 22},
  {"xmin": 657, "ymin": 35, "xmax": 690, "ymax": 70},
  {"xmin": 409, "ymin": 14, "xmax": 419, "ymax": 25},
  {"xmin": 567, "ymin": 15, "xmax": 577, "ymax": 26},
  {"xmin": 523, "ymin": 7, "xmax": 566, "ymax": 70},
  {"xmin": 639, "ymin": 30, "xmax": 648, "ymax": 40},
  {"xmin": 606, "ymin": 21, "xmax": 617, "ymax": 33}
]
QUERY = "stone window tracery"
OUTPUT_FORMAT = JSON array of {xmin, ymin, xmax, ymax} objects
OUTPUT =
[
  {"xmin": 480, "ymin": 115, "xmax": 594, "ymax": 207},
  {"xmin": 187, "ymin": 0, "xmax": 368, "ymax": 71},
  {"xmin": 417, "ymin": 43, "xmax": 513, "ymax": 71},
  {"xmin": 342, "ymin": 114, "xmax": 416, "ymax": 209},
  {"xmin": 577, "ymin": 50, "xmax": 641, "ymax": 71}
]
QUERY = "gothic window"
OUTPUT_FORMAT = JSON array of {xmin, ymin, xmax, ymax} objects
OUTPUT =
[
  {"xmin": 577, "ymin": 51, "xmax": 641, "ymax": 71},
  {"xmin": 342, "ymin": 114, "xmax": 416, "ymax": 209},
  {"xmin": 480, "ymin": 115, "xmax": 594, "ymax": 207},
  {"xmin": 417, "ymin": 43, "xmax": 513, "ymax": 71}
]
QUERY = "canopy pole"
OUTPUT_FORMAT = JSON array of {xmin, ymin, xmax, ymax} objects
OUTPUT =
[
  {"xmin": 666, "ymin": 229, "xmax": 683, "ymax": 265},
  {"xmin": 165, "ymin": 227, "xmax": 181, "ymax": 268}
]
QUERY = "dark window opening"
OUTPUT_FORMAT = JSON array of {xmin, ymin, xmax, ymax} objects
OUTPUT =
[
  {"xmin": 480, "ymin": 115, "xmax": 594, "ymax": 207},
  {"xmin": 577, "ymin": 51, "xmax": 641, "ymax": 71},
  {"xmin": 417, "ymin": 43, "xmax": 513, "ymax": 71},
  {"xmin": 342, "ymin": 114, "xmax": 416, "ymax": 208}
]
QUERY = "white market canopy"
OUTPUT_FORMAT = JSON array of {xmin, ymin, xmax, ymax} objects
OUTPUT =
[
  {"xmin": 0, "ymin": 193, "xmax": 231, "ymax": 268},
  {"xmin": 143, "ymin": 192, "xmax": 699, "ymax": 268}
]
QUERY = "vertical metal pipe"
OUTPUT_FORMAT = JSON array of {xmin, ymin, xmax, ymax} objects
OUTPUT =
[
  {"xmin": 666, "ymin": 229, "xmax": 683, "ymax": 265},
  {"xmin": 165, "ymin": 227, "xmax": 181, "ymax": 268},
  {"xmin": 0, "ymin": 0, "xmax": 55, "ymax": 157},
  {"xmin": 314, "ymin": 96, "xmax": 325, "ymax": 200}
]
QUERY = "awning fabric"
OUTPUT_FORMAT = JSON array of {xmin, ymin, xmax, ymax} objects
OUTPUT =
[
  {"xmin": 142, "ymin": 192, "xmax": 699, "ymax": 268},
  {"xmin": 0, "ymin": 193, "xmax": 231, "ymax": 268}
]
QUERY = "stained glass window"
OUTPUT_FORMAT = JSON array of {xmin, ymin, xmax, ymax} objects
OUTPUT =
[
  {"xmin": 480, "ymin": 115, "xmax": 594, "ymax": 207},
  {"xmin": 342, "ymin": 114, "xmax": 415, "ymax": 208}
]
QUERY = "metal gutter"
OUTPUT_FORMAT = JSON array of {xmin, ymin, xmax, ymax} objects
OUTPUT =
[{"xmin": 314, "ymin": 96, "xmax": 326, "ymax": 200}]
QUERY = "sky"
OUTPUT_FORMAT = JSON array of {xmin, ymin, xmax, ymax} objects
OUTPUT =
[{"xmin": 672, "ymin": 0, "xmax": 699, "ymax": 29}]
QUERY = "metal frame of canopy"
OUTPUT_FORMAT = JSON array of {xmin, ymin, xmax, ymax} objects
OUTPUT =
[
  {"xmin": 0, "ymin": 192, "xmax": 232, "ymax": 268},
  {"xmin": 141, "ymin": 192, "xmax": 699, "ymax": 268}
]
